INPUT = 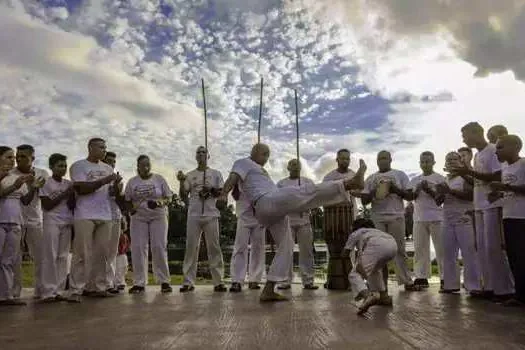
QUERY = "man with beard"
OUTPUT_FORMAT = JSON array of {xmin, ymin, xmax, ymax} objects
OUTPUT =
[
  {"xmin": 321, "ymin": 149, "xmax": 359, "ymax": 290},
  {"xmin": 178, "ymin": 146, "xmax": 227, "ymax": 293},
  {"xmin": 353, "ymin": 151, "xmax": 420, "ymax": 291}
]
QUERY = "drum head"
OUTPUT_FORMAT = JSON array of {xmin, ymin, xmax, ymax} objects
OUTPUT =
[{"xmin": 375, "ymin": 180, "xmax": 390, "ymax": 200}]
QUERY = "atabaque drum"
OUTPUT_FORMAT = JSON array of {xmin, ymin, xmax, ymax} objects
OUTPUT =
[{"xmin": 323, "ymin": 203, "xmax": 354, "ymax": 290}]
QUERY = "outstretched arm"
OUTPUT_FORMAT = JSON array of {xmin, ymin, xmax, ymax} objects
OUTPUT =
[{"xmin": 344, "ymin": 160, "xmax": 366, "ymax": 191}]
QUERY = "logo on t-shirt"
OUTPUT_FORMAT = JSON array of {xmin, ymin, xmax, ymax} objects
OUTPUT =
[
  {"xmin": 134, "ymin": 183, "xmax": 156, "ymax": 199},
  {"xmin": 87, "ymin": 170, "xmax": 109, "ymax": 181},
  {"xmin": 374, "ymin": 174, "xmax": 396, "ymax": 188}
]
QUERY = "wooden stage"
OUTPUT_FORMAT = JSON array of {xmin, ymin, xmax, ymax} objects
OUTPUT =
[{"xmin": 1, "ymin": 284, "xmax": 524, "ymax": 350}]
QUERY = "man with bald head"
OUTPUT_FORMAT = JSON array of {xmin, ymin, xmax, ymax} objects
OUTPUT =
[
  {"xmin": 449, "ymin": 122, "xmax": 514, "ymax": 301},
  {"xmin": 178, "ymin": 146, "xmax": 227, "ymax": 293},
  {"xmin": 490, "ymin": 135, "xmax": 525, "ymax": 306},
  {"xmin": 221, "ymin": 143, "xmax": 366, "ymax": 302},
  {"xmin": 276, "ymin": 159, "xmax": 318, "ymax": 290},
  {"xmin": 353, "ymin": 150, "xmax": 420, "ymax": 291}
]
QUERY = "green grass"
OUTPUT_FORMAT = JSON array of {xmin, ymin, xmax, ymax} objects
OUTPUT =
[
  {"xmin": 21, "ymin": 256, "xmax": 443, "ymax": 288},
  {"xmin": 20, "ymin": 261, "xmax": 211, "ymax": 288}
]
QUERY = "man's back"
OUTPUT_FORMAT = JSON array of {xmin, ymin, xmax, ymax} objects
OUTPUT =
[{"xmin": 231, "ymin": 157, "xmax": 276, "ymax": 203}]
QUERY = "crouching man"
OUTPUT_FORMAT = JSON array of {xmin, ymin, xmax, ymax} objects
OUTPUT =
[{"xmin": 344, "ymin": 218, "xmax": 419, "ymax": 315}]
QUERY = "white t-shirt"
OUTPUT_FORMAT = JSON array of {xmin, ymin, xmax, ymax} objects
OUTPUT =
[
  {"xmin": 235, "ymin": 190, "xmax": 258, "ymax": 226},
  {"xmin": 184, "ymin": 168, "xmax": 224, "ymax": 218},
  {"xmin": 322, "ymin": 169, "xmax": 359, "ymax": 219},
  {"xmin": 344, "ymin": 227, "xmax": 394, "ymax": 253},
  {"xmin": 69, "ymin": 159, "xmax": 114, "ymax": 221},
  {"xmin": 125, "ymin": 174, "xmax": 173, "ymax": 221},
  {"xmin": 231, "ymin": 158, "xmax": 276, "ymax": 203},
  {"xmin": 10, "ymin": 167, "xmax": 49, "ymax": 226},
  {"xmin": 40, "ymin": 177, "xmax": 73, "ymax": 225},
  {"xmin": 501, "ymin": 158, "xmax": 525, "ymax": 219},
  {"xmin": 443, "ymin": 176, "xmax": 473, "ymax": 223},
  {"xmin": 363, "ymin": 169, "xmax": 409, "ymax": 217},
  {"xmin": 0, "ymin": 173, "xmax": 29, "ymax": 225},
  {"xmin": 408, "ymin": 172, "xmax": 446, "ymax": 222},
  {"xmin": 276, "ymin": 176, "xmax": 314, "ymax": 226},
  {"xmin": 473, "ymin": 144, "xmax": 502, "ymax": 210}
]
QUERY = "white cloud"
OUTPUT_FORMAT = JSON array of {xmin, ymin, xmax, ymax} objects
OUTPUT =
[{"xmin": 1, "ymin": 0, "xmax": 525, "ymax": 209}]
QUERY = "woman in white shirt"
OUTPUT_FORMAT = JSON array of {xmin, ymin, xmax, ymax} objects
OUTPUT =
[
  {"xmin": 124, "ymin": 155, "xmax": 173, "ymax": 294},
  {"xmin": 0, "ymin": 146, "xmax": 34, "ymax": 306}
]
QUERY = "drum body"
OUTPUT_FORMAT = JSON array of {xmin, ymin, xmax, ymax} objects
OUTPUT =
[{"xmin": 323, "ymin": 204, "xmax": 353, "ymax": 290}]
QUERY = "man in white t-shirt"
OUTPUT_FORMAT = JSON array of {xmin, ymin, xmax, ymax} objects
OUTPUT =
[
  {"xmin": 490, "ymin": 135, "xmax": 525, "ymax": 306},
  {"xmin": 11, "ymin": 144, "xmax": 49, "ymax": 299},
  {"xmin": 449, "ymin": 122, "xmax": 514, "ymax": 301},
  {"xmin": 408, "ymin": 151, "xmax": 446, "ymax": 289},
  {"xmin": 102, "ymin": 151, "xmax": 124, "ymax": 294},
  {"xmin": 353, "ymin": 151, "xmax": 420, "ymax": 291},
  {"xmin": 276, "ymin": 159, "xmax": 318, "ymax": 290},
  {"xmin": 229, "ymin": 187, "xmax": 266, "ymax": 292},
  {"xmin": 322, "ymin": 149, "xmax": 359, "ymax": 290},
  {"xmin": 67, "ymin": 138, "xmax": 121, "ymax": 302},
  {"xmin": 221, "ymin": 144, "xmax": 366, "ymax": 302},
  {"xmin": 178, "ymin": 146, "xmax": 227, "ymax": 292}
]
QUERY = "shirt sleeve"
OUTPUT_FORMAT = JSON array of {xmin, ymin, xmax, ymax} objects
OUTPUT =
[
  {"xmin": 215, "ymin": 170, "xmax": 224, "ymax": 188},
  {"xmin": 159, "ymin": 175, "xmax": 173, "ymax": 197},
  {"xmin": 69, "ymin": 162, "xmax": 87, "ymax": 182},
  {"xmin": 362, "ymin": 175, "xmax": 373, "ymax": 194},
  {"xmin": 231, "ymin": 159, "xmax": 249, "ymax": 181},
  {"xmin": 344, "ymin": 230, "xmax": 360, "ymax": 251},
  {"xmin": 407, "ymin": 176, "xmax": 417, "ymax": 190},
  {"xmin": 183, "ymin": 172, "xmax": 191, "ymax": 192},
  {"xmin": 489, "ymin": 152, "xmax": 503, "ymax": 173},
  {"xmin": 399, "ymin": 171, "xmax": 410, "ymax": 190},
  {"xmin": 39, "ymin": 180, "xmax": 51, "ymax": 198},
  {"xmin": 124, "ymin": 180, "xmax": 133, "ymax": 201}
]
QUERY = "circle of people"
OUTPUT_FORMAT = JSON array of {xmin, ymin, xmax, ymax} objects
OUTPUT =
[{"xmin": 0, "ymin": 122, "xmax": 523, "ymax": 314}]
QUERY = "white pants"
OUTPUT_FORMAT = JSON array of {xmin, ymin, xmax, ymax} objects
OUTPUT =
[
  {"xmin": 183, "ymin": 216, "xmax": 224, "ymax": 286},
  {"xmin": 413, "ymin": 221, "xmax": 444, "ymax": 280},
  {"xmin": 106, "ymin": 219, "xmax": 122, "ymax": 289},
  {"xmin": 372, "ymin": 216, "xmax": 412, "ymax": 285},
  {"xmin": 475, "ymin": 208, "xmax": 515, "ymax": 295},
  {"xmin": 0, "ymin": 224, "xmax": 22, "ymax": 301},
  {"xmin": 41, "ymin": 220, "xmax": 72, "ymax": 298},
  {"xmin": 13, "ymin": 225, "xmax": 44, "ymax": 298},
  {"xmin": 255, "ymin": 180, "xmax": 349, "ymax": 282},
  {"xmin": 286, "ymin": 223, "xmax": 315, "ymax": 285},
  {"xmin": 442, "ymin": 214, "xmax": 481, "ymax": 291},
  {"xmin": 349, "ymin": 236, "xmax": 397, "ymax": 294},
  {"xmin": 70, "ymin": 220, "xmax": 112, "ymax": 295},
  {"xmin": 115, "ymin": 254, "xmax": 128, "ymax": 287},
  {"xmin": 130, "ymin": 216, "xmax": 170, "ymax": 287},
  {"xmin": 230, "ymin": 220, "xmax": 265, "ymax": 284}
]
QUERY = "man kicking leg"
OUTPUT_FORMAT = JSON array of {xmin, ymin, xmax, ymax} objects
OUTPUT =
[{"xmin": 220, "ymin": 144, "xmax": 366, "ymax": 302}]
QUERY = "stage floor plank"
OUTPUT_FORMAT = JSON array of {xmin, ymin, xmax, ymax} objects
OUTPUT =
[{"xmin": 1, "ymin": 284, "xmax": 524, "ymax": 350}]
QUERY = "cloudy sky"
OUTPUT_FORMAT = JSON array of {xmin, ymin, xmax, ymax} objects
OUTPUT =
[{"xmin": 1, "ymin": 0, "xmax": 524, "ymax": 195}]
